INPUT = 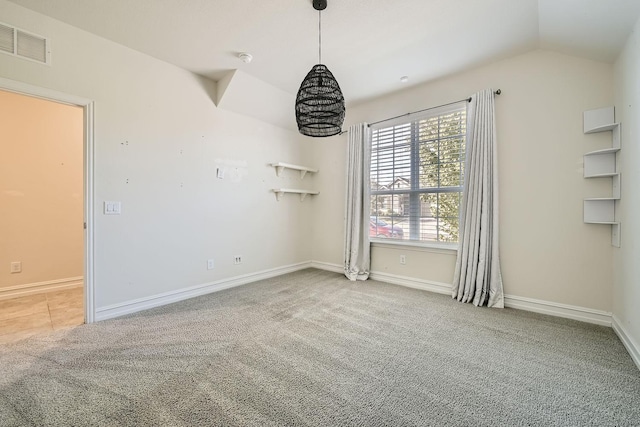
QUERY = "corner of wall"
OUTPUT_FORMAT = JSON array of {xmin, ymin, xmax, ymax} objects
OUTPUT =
[{"xmin": 612, "ymin": 13, "xmax": 640, "ymax": 373}]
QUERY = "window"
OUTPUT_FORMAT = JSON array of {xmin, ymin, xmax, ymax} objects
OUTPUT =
[{"xmin": 370, "ymin": 103, "xmax": 466, "ymax": 243}]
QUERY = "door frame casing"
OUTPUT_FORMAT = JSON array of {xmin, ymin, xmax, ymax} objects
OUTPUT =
[{"xmin": 0, "ymin": 76, "xmax": 96, "ymax": 323}]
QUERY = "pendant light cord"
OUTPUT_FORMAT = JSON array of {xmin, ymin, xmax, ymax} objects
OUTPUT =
[{"xmin": 318, "ymin": 9, "xmax": 322, "ymax": 64}]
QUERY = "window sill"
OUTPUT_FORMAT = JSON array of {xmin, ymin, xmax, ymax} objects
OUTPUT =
[{"xmin": 370, "ymin": 238, "xmax": 458, "ymax": 255}]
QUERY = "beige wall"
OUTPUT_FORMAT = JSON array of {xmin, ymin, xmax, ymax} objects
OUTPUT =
[
  {"xmin": 312, "ymin": 49, "xmax": 615, "ymax": 312},
  {"xmin": 0, "ymin": 90, "xmax": 83, "ymax": 288},
  {"xmin": 613, "ymin": 17, "xmax": 640, "ymax": 356}
]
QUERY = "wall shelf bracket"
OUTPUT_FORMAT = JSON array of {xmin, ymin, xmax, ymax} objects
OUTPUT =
[
  {"xmin": 271, "ymin": 162, "xmax": 318, "ymax": 179},
  {"xmin": 272, "ymin": 188, "xmax": 319, "ymax": 202}
]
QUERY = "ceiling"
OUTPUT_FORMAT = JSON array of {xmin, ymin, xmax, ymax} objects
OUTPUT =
[{"xmin": 8, "ymin": 0, "xmax": 640, "ymax": 106}]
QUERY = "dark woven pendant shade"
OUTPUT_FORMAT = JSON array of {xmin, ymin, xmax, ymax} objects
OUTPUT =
[{"xmin": 295, "ymin": 64, "xmax": 345, "ymax": 137}]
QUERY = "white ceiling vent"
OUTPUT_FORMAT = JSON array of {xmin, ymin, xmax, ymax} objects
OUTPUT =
[{"xmin": 0, "ymin": 22, "xmax": 50, "ymax": 65}]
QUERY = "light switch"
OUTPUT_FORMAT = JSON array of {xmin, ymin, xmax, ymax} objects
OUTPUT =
[{"xmin": 104, "ymin": 201, "xmax": 122, "ymax": 215}]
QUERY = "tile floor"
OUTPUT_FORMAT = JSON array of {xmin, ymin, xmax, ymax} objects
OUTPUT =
[{"xmin": 0, "ymin": 286, "xmax": 84, "ymax": 344}]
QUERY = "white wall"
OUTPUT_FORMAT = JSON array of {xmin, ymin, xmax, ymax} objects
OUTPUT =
[
  {"xmin": 613, "ymin": 16, "xmax": 640, "ymax": 362},
  {"xmin": 0, "ymin": 1, "xmax": 314, "ymax": 309},
  {"xmin": 312, "ymin": 49, "xmax": 615, "ymax": 312}
]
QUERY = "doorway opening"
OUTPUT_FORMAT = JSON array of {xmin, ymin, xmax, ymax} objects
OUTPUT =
[{"xmin": 0, "ymin": 79, "xmax": 94, "ymax": 342}]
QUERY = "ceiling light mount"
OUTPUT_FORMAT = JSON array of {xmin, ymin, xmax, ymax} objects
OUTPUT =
[
  {"xmin": 312, "ymin": 0, "xmax": 327, "ymax": 11},
  {"xmin": 295, "ymin": 0, "xmax": 345, "ymax": 138},
  {"xmin": 238, "ymin": 52, "xmax": 253, "ymax": 63}
]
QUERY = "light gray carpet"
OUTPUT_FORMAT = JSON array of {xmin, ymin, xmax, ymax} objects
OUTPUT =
[{"xmin": 0, "ymin": 268, "xmax": 638, "ymax": 426}]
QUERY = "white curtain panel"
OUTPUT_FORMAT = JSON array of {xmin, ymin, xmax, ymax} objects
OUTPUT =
[
  {"xmin": 452, "ymin": 89, "xmax": 504, "ymax": 307},
  {"xmin": 344, "ymin": 123, "xmax": 371, "ymax": 281}
]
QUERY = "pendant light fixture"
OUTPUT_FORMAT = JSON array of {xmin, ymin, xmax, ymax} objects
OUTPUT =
[{"xmin": 295, "ymin": 0, "xmax": 345, "ymax": 137}]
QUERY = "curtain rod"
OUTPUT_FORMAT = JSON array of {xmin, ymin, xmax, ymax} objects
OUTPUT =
[
  {"xmin": 369, "ymin": 89, "xmax": 501, "ymax": 127},
  {"xmin": 339, "ymin": 89, "xmax": 501, "ymax": 134}
]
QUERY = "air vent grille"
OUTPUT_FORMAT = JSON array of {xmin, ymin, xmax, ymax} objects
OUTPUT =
[
  {"xmin": 17, "ymin": 30, "xmax": 46, "ymax": 62},
  {"xmin": 0, "ymin": 22, "xmax": 14, "ymax": 54},
  {"xmin": 0, "ymin": 22, "xmax": 49, "ymax": 64}
]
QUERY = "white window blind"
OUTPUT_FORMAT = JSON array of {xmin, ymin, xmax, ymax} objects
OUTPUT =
[{"xmin": 370, "ymin": 102, "xmax": 466, "ymax": 243}]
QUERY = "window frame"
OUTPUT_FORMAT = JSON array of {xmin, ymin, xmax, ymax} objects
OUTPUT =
[{"xmin": 369, "ymin": 102, "xmax": 467, "ymax": 246}]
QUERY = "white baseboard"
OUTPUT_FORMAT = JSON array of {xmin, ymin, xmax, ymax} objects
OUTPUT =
[
  {"xmin": 369, "ymin": 270, "xmax": 452, "ymax": 295},
  {"xmin": 612, "ymin": 315, "xmax": 640, "ymax": 371},
  {"xmin": 503, "ymin": 294, "xmax": 612, "ymax": 326},
  {"xmin": 309, "ymin": 262, "xmax": 453, "ymax": 296},
  {"xmin": 0, "ymin": 276, "xmax": 83, "ymax": 300},
  {"xmin": 324, "ymin": 268, "xmax": 613, "ymax": 327},
  {"xmin": 95, "ymin": 261, "xmax": 312, "ymax": 322},
  {"xmin": 92, "ymin": 259, "xmax": 613, "ymax": 327},
  {"xmin": 309, "ymin": 261, "xmax": 343, "ymax": 274}
]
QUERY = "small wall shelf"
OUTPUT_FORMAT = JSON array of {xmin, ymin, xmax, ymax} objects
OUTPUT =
[
  {"xmin": 271, "ymin": 162, "xmax": 318, "ymax": 179},
  {"xmin": 582, "ymin": 106, "xmax": 621, "ymax": 247},
  {"xmin": 270, "ymin": 162, "xmax": 319, "ymax": 202},
  {"xmin": 272, "ymin": 188, "xmax": 319, "ymax": 202},
  {"xmin": 584, "ymin": 199, "xmax": 616, "ymax": 222},
  {"xmin": 584, "ymin": 149, "xmax": 620, "ymax": 177}
]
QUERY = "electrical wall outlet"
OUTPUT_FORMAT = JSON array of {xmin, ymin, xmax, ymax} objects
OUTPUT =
[
  {"xmin": 207, "ymin": 259, "xmax": 215, "ymax": 270},
  {"xmin": 400, "ymin": 255, "xmax": 406, "ymax": 265},
  {"xmin": 234, "ymin": 255, "xmax": 242, "ymax": 265},
  {"xmin": 10, "ymin": 261, "xmax": 22, "ymax": 273}
]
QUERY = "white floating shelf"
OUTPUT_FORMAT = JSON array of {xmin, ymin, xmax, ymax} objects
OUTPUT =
[
  {"xmin": 582, "ymin": 173, "xmax": 622, "ymax": 199},
  {"xmin": 584, "ymin": 147, "xmax": 620, "ymax": 156},
  {"xmin": 583, "ymin": 107, "xmax": 621, "ymax": 247},
  {"xmin": 584, "ymin": 151, "xmax": 616, "ymax": 177},
  {"xmin": 584, "ymin": 122, "xmax": 621, "ymax": 149},
  {"xmin": 584, "ymin": 199, "xmax": 615, "ymax": 223},
  {"xmin": 584, "ymin": 106, "xmax": 614, "ymax": 133},
  {"xmin": 271, "ymin": 162, "xmax": 318, "ymax": 179},
  {"xmin": 584, "ymin": 172, "xmax": 618, "ymax": 178},
  {"xmin": 584, "ymin": 123, "xmax": 619, "ymax": 134},
  {"xmin": 272, "ymin": 188, "xmax": 319, "ymax": 202}
]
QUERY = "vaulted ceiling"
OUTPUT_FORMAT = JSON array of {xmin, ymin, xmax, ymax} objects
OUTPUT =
[{"xmin": 8, "ymin": 0, "xmax": 640, "ymax": 105}]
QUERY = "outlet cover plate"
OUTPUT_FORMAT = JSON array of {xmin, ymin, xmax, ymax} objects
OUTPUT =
[{"xmin": 10, "ymin": 261, "xmax": 22, "ymax": 273}]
